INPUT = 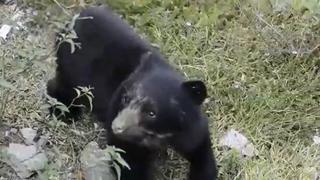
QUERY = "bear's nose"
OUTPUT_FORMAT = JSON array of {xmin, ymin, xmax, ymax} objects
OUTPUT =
[{"xmin": 111, "ymin": 123, "xmax": 124, "ymax": 134}]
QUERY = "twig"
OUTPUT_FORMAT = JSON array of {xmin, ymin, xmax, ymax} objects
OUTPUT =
[
  {"xmin": 255, "ymin": 12, "xmax": 284, "ymax": 39},
  {"xmin": 52, "ymin": 0, "xmax": 71, "ymax": 16}
]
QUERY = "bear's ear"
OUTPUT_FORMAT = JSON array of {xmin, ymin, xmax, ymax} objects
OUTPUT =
[{"xmin": 182, "ymin": 80, "xmax": 207, "ymax": 105}]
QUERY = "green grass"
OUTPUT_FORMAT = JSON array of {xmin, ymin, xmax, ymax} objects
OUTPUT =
[{"xmin": 1, "ymin": 0, "xmax": 320, "ymax": 179}]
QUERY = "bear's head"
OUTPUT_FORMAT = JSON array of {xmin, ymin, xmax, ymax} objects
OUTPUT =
[{"xmin": 107, "ymin": 51, "xmax": 209, "ymax": 150}]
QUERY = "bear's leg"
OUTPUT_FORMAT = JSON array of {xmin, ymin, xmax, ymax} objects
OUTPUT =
[
  {"xmin": 182, "ymin": 134, "xmax": 218, "ymax": 180},
  {"xmin": 119, "ymin": 158, "xmax": 153, "ymax": 180},
  {"xmin": 46, "ymin": 75, "xmax": 83, "ymax": 122}
]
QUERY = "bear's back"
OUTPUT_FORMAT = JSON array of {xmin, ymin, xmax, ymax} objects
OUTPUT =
[
  {"xmin": 55, "ymin": 5, "xmax": 154, "ymax": 86},
  {"xmin": 75, "ymin": 6, "xmax": 149, "ymax": 53}
]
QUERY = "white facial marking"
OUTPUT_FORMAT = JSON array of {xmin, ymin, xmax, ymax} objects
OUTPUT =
[{"xmin": 111, "ymin": 101, "xmax": 140, "ymax": 134}]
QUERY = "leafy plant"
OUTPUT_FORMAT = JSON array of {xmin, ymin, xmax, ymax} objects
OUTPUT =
[
  {"xmin": 71, "ymin": 86, "xmax": 94, "ymax": 112},
  {"xmin": 104, "ymin": 146, "xmax": 131, "ymax": 180},
  {"xmin": 45, "ymin": 86, "xmax": 94, "ymax": 120},
  {"xmin": 53, "ymin": 13, "xmax": 82, "ymax": 54}
]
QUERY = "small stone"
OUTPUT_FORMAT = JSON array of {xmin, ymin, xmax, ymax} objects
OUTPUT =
[
  {"xmin": 313, "ymin": 135, "xmax": 320, "ymax": 145},
  {"xmin": 80, "ymin": 142, "xmax": 116, "ymax": 180},
  {"xmin": 233, "ymin": 81, "xmax": 242, "ymax": 89},
  {"xmin": 20, "ymin": 128, "xmax": 37, "ymax": 145},
  {"xmin": 7, "ymin": 143, "xmax": 37, "ymax": 161},
  {"xmin": 4, "ymin": 143, "xmax": 48, "ymax": 179},
  {"xmin": 22, "ymin": 152, "xmax": 48, "ymax": 171},
  {"xmin": 220, "ymin": 129, "xmax": 257, "ymax": 157},
  {"xmin": 10, "ymin": 128, "xmax": 18, "ymax": 134},
  {"xmin": 0, "ymin": 24, "xmax": 12, "ymax": 40}
]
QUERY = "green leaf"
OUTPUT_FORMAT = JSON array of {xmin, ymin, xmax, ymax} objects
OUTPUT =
[
  {"xmin": 55, "ymin": 101, "xmax": 67, "ymax": 107},
  {"xmin": 74, "ymin": 88, "xmax": 81, "ymax": 98},
  {"xmin": 115, "ymin": 156, "xmax": 130, "ymax": 170},
  {"xmin": 114, "ymin": 164, "xmax": 122, "ymax": 180},
  {"xmin": 65, "ymin": 39, "xmax": 76, "ymax": 54},
  {"xmin": 56, "ymin": 104, "xmax": 70, "ymax": 113},
  {"xmin": 86, "ymin": 94, "xmax": 93, "ymax": 112},
  {"xmin": 109, "ymin": 145, "xmax": 126, "ymax": 153},
  {"xmin": 87, "ymin": 91, "xmax": 94, "ymax": 98},
  {"xmin": 40, "ymin": 104, "xmax": 52, "ymax": 110}
]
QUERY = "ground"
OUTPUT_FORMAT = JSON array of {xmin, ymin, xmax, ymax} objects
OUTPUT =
[{"xmin": 0, "ymin": 0, "xmax": 319, "ymax": 180}]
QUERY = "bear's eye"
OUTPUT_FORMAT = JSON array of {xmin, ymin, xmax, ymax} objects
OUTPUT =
[
  {"xmin": 141, "ymin": 103, "xmax": 157, "ymax": 119},
  {"xmin": 147, "ymin": 111, "xmax": 156, "ymax": 118}
]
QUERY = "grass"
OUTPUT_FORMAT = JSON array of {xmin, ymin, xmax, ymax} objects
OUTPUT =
[{"xmin": 1, "ymin": 0, "xmax": 320, "ymax": 179}]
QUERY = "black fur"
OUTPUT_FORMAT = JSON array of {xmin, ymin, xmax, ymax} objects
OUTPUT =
[{"xmin": 47, "ymin": 5, "xmax": 218, "ymax": 180}]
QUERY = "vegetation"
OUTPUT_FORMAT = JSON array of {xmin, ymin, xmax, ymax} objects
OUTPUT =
[{"xmin": 1, "ymin": 0, "xmax": 319, "ymax": 179}]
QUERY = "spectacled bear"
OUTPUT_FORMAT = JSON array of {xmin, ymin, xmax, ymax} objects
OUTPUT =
[{"xmin": 47, "ymin": 5, "xmax": 218, "ymax": 180}]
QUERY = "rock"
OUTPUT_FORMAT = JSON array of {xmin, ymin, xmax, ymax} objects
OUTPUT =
[
  {"xmin": 80, "ymin": 142, "xmax": 116, "ymax": 180},
  {"xmin": 7, "ymin": 143, "xmax": 37, "ymax": 161},
  {"xmin": 313, "ymin": 135, "xmax": 320, "ymax": 145},
  {"xmin": 220, "ymin": 129, "xmax": 257, "ymax": 157},
  {"xmin": 0, "ymin": 24, "xmax": 12, "ymax": 40},
  {"xmin": 10, "ymin": 128, "xmax": 18, "ymax": 134},
  {"xmin": 3, "ymin": 143, "xmax": 48, "ymax": 179},
  {"xmin": 22, "ymin": 152, "xmax": 48, "ymax": 172},
  {"xmin": 20, "ymin": 128, "xmax": 37, "ymax": 145}
]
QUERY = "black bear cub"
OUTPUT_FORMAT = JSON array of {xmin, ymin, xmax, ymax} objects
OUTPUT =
[{"xmin": 47, "ymin": 5, "xmax": 218, "ymax": 180}]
